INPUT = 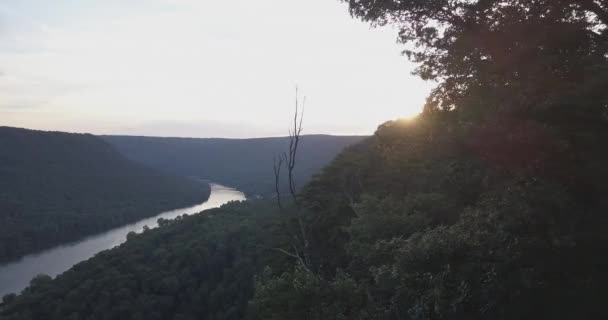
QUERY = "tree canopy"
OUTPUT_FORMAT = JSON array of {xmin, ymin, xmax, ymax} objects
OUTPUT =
[{"xmin": 345, "ymin": 0, "xmax": 608, "ymax": 119}]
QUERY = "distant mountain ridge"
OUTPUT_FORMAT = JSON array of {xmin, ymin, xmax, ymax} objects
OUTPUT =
[
  {"xmin": 0, "ymin": 126, "xmax": 210, "ymax": 263},
  {"xmin": 102, "ymin": 134, "xmax": 367, "ymax": 196}
]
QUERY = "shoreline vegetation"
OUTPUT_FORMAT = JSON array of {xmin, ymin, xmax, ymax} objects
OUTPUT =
[{"xmin": 0, "ymin": 127, "xmax": 211, "ymax": 264}]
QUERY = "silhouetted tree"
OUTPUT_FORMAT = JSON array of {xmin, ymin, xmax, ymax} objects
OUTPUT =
[
  {"xmin": 273, "ymin": 87, "xmax": 311, "ymax": 272},
  {"xmin": 344, "ymin": 0, "xmax": 608, "ymax": 119}
]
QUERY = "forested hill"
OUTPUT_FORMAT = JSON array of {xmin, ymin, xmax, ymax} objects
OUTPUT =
[
  {"xmin": 3, "ymin": 0, "xmax": 608, "ymax": 318},
  {"xmin": 4, "ymin": 114, "xmax": 608, "ymax": 319},
  {"xmin": 0, "ymin": 127, "xmax": 210, "ymax": 263},
  {"xmin": 102, "ymin": 134, "xmax": 366, "ymax": 196}
]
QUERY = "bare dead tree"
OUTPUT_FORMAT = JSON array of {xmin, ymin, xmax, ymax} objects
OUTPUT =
[
  {"xmin": 285, "ymin": 88, "xmax": 309, "ymax": 259},
  {"xmin": 272, "ymin": 86, "xmax": 311, "ymax": 272}
]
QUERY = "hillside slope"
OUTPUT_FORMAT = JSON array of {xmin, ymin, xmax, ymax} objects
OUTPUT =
[
  {"xmin": 0, "ymin": 127, "xmax": 210, "ymax": 263},
  {"xmin": 253, "ymin": 115, "xmax": 608, "ymax": 319},
  {"xmin": 102, "ymin": 135, "xmax": 366, "ymax": 196},
  {"xmin": 0, "ymin": 200, "xmax": 289, "ymax": 319},
  {"xmin": 4, "ymin": 114, "xmax": 608, "ymax": 319}
]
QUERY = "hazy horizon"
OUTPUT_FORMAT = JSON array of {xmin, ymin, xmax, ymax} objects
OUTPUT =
[
  {"xmin": 0, "ymin": 0, "xmax": 432, "ymax": 138},
  {"xmin": 0, "ymin": 124, "xmax": 371, "ymax": 139}
]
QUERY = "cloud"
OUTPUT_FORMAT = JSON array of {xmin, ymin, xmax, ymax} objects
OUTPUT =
[
  {"xmin": 0, "ymin": 0, "xmax": 432, "ymax": 137},
  {"xmin": 0, "ymin": 5, "xmax": 54, "ymax": 53}
]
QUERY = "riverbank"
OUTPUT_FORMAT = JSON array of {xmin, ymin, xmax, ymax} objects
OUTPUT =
[{"xmin": 0, "ymin": 183, "xmax": 245, "ymax": 297}]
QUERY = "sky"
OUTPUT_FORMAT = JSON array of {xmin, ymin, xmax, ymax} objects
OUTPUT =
[{"xmin": 0, "ymin": 0, "xmax": 433, "ymax": 138}]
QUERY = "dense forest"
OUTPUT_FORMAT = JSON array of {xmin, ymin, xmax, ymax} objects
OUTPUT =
[
  {"xmin": 0, "ymin": 127, "xmax": 210, "ymax": 263},
  {"xmin": 3, "ymin": 114, "xmax": 607, "ymax": 319},
  {"xmin": 3, "ymin": 0, "xmax": 608, "ymax": 319},
  {"xmin": 102, "ymin": 135, "xmax": 365, "ymax": 196},
  {"xmin": 0, "ymin": 201, "xmax": 289, "ymax": 319}
]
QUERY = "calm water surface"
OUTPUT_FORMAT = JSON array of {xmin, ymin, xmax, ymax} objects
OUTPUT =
[{"xmin": 0, "ymin": 183, "xmax": 245, "ymax": 297}]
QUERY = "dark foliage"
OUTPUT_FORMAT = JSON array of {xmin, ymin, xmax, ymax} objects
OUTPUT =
[
  {"xmin": 0, "ymin": 127, "xmax": 210, "ymax": 263},
  {"xmin": 343, "ymin": 0, "xmax": 608, "ymax": 120},
  {"xmin": 251, "ymin": 113, "xmax": 608, "ymax": 319},
  {"xmin": 250, "ymin": 1, "xmax": 608, "ymax": 317},
  {"xmin": 0, "ymin": 201, "xmax": 292, "ymax": 320},
  {"xmin": 5, "ymin": 112, "xmax": 607, "ymax": 319}
]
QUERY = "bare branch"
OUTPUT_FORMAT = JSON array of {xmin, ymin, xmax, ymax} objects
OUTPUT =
[
  {"xmin": 273, "ymin": 247, "xmax": 301, "ymax": 260},
  {"xmin": 287, "ymin": 86, "xmax": 305, "ymax": 208},
  {"xmin": 269, "ymin": 85, "xmax": 312, "ymax": 273},
  {"xmin": 255, "ymin": 244, "xmax": 311, "ymax": 273},
  {"xmin": 273, "ymin": 156, "xmax": 284, "ymax": 211}
]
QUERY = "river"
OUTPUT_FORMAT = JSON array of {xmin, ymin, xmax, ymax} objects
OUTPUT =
[{"xmin": 0, "ymin": 183, "xmax": 245, "ymax": 297}]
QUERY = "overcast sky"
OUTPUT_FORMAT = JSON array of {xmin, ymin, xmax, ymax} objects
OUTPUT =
[{"xmin": 0, "ymin": 0, "xmax": 432, "ymax": 138}]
